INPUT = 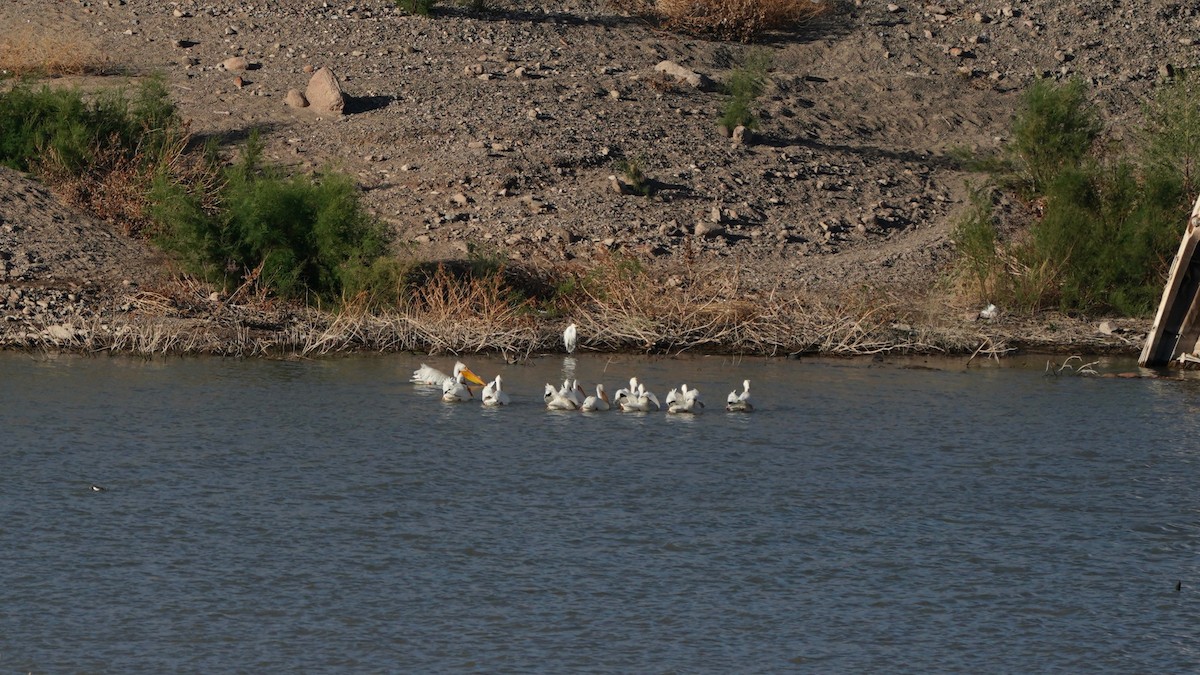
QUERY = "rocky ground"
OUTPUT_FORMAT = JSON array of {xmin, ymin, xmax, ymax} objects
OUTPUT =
[{"xmin": 3, "ymin": 0, "xmax": 1196, "ymax": 355}]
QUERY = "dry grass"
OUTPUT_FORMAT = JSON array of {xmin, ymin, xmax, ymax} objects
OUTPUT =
[
  {"xmin": 0, "ymin": 256, "xmax": 1019, "ymax": 359},
  {"xmin": 0, "ymin": 27, "xmax": 109, "ymax": 77},
  {"xmin": 654, "ymin": 0, "xmax": 833, "ymax": 42}
]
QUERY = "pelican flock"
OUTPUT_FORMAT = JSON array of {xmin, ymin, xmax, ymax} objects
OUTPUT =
[{"xmin": 415, "ymin": 360, "xmax": 754, "ymax": 414}]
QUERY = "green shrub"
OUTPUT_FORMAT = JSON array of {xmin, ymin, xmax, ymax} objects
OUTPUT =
[
  {"xmin": 617, "ymin": 157, "xmax": 652, "ymax": 196},
  {"xmin": 952, "ymin": 186, "xmax": 1001, "ymax": 300},
  {"xmin": 152, "ymin": 135, "xmax": 391, "ymax": 302},
  {"xmin": 1009, "ymin": 77, "xmax": 1101, "ymax": 196},
  {"xmin": 720, "ymin": 50, "xmax": 770, "ymax": 133},
  {"xmin": 0, "ymin": 78, "xmax": 180, "ymax": 174},
  {"xmin": 954, "ymin": 78, "xmax": 1190, "ymax": 317},
  {"xmin": 395, "ymin": 0, "xmax": 437, "ymax": 16},
  {"xmin": 1141, "ymin": 69, "xmax": 1200, "ymax": 207}
]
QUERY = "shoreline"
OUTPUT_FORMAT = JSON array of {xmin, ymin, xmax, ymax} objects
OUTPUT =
[{"xmin": 0, "ymin": 282, "xmax": 1150, "ymax": 359}]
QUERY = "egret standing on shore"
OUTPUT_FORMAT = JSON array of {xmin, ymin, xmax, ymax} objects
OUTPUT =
[{"xmin": 563, "ymin": 323, "xmax": 578, "ymax": 354}]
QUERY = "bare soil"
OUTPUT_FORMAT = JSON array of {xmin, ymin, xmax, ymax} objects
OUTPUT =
[{"xmin": 3, "ymin": 0, "xmax": 1194, "ymax": 355}]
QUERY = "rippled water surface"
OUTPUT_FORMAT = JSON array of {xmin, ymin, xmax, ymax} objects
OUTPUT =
[{"xmin": 2, "ymin": 351, "xmax": 1199, "ymax": 672}]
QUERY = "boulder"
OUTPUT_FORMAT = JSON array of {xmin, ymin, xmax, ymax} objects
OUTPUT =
[
  {"xmin": 305, "ymin": 67, "xmax": 345, "ymax": 114},
  {"xmin": 654, "ymin": 60, "xmax": 714, "ymax": 90}
]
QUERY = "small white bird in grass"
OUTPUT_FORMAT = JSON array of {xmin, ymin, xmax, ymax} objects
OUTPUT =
[
  {"xmin": 563, "ymin": 323, "xmax": 578, "ymax": 354},
  {"xmin": 441, "ymin": 372, "xmax": 476, "ymax": 402},
  {"xmin": 580, "ymin": 383, "xmax": 611, "ymax": 411},
  {"xmin": 726, "ymin": 379, "xmax": 753, "ymax": 412},
  {"xmin": 481, "ymin": 375, "xmax": 511, "ymax": 406},
  {"xmin": 412, "ymin": 361, "xmax": 486, "ymax": 388},
  {"xmin": 666, "ymin": 384, "xmax": 704, "ymax": 414}
]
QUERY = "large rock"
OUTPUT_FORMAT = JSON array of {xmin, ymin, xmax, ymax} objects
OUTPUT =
[
  {"xmin": 654, "ymin": 60, "xmax": 714, "ymax": 90},
  {"xmin": 305, "ymin": 67, "xmax": 345, "ymax": 114}
]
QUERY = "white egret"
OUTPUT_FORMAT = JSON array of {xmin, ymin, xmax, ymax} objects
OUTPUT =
[{"xmin": 563, "ymin": 323, "xmax": 578, "ymax": 354}]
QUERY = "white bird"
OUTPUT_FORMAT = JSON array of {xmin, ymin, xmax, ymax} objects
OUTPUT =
[
  {"xmin": 481, "ymin": 375, "xmax": 511, "ymax": 406},
  {"xmin": 726, "ymin": 379, "xmax": 753, "ymax": 412},
  {"xmin": 667, "ymin": 384, "xmax": 704, "ymax": 414},
  {"xmin": 441, "ymin": 372, "xmax": 476, "ymax": 402},
  {"xmin": 566, "ymin": 379, "xmax": 586, "ymax": 408},
  {"xmin": 544, "ymin": 382, "xmax": 579, "ymax": 410},
  {"xmin": 412, "ymin": 361, "xmax": 486, "ymax": 388},
  {"xmin": 620, "ymin": 383, "xmax": 661, "ymax": 412},
  {"xmin": 580, "ymin": 383, "xmax": 611, "ymax": 411},
  {"xmin": 563, "ymin": 323, "xmax": 578, "ymax": 354},
  {"xmin": 612, "ymin": 377, "xmax": 639, "ymax": 409}
]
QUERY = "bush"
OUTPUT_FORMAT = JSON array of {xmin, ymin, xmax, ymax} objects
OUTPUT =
[
  {"xmin": 0, "ymin": 25, "xmax": 107, "ymax": 77},
  {"xmin": 617, "ymin": 157, "xmax": 652, "ymax": 196},
  {"xmin": 0, "ymin": 78, "xmax": 187, "ymax": 233},
  {"xmin": 152, "ymin": 135, "xmax": 391, "ymax": 302},
  {"xmin": 395, "ymin": 0, "xmax": 437, "ymax": 17},
  {"xmin": 954, "ymin": 77, "xmax": 1190, "ymax": 317},
  {"xmin": 654, "ymin": 0, "xmax": 832, "ymax": 42},
  {"xmin": 952, "ymin": 186, "xmax": 1001, "ymax": 300},
  {"xmin": 719, "ymin": 49, "xmax": 771, "ymax": 133},
  {"xmin": 1141, "ymin": 70, "xmax": 1200, "ymax": 207},
  {"xmin": 1009, "ymin": 78, "xmax": 1101, "ymax": 196},
  {"xmin": 0, "ymin": 79, "xmax": 180, "ymax": 175}
]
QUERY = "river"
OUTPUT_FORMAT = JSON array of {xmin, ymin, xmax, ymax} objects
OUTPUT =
[{"xmin": 1, "ymin": 351, "xmax": 1197, "ymax": 672}]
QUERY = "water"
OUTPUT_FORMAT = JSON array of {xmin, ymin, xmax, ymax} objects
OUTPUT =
[{"xmin": 1, "ymin": 351, "xmax": 1198, "ymax": 672}]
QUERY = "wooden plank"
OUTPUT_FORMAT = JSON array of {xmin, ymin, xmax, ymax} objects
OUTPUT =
[{"xmin": 1140, "ymin": 195, "xmax": 1200, "ymax": 366}]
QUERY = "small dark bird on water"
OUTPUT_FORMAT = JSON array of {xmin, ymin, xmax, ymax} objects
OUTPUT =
[
  {"xmin": 90, "ymin": 484, "xmax": 106, "ymax": 492},
  {"xmin": 1177, "ymin": 580, "xmax": 1182, "ymax": 592}
]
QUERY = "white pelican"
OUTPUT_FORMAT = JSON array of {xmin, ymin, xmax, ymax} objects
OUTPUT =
[
  {"xmin": 580, "ymin": 384, "xmax": 611, "ymax": 411},
  {"xmin": 441, "ymin": 371, "xmax": 477, "ymax": 402},
  {"xmin": 666, "ymin": 384, "xmax": 704, "ymax": 414},
  {"xmin": 544, "ymin": 382, "xmax": 579, "ymax": 410},
  {"xmin": 563, "ymin": 323, "xmax": 578, "ymax": 354},
  {"xmin": 412, "ymin": 361, "xmax": 486, "ymax": 388},
  {"xmin": 481, "ymin": 375, "xmax": 511, "ymax": 406},
  {"xmin": 619, "ymin": 383, "xmax": 660, "ymax": 412},
  {"xmin": 726, "ymin": 379, "xmax": 753, "ymax": 412},
  {"xmin": 612, "ymin": 377, "xmax": 639, "ymax": 408},
  {"xmin": 566, "ymin": 380, "xmax": 586, "ymax": 408}
]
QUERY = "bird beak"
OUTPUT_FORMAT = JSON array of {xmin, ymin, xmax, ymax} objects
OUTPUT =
[{"xmin": 461, "ymin": 367, "xmax": 486, "ymax": 386}]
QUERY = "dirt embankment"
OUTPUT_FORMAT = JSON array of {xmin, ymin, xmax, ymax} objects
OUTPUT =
[{"xmin": 4, "ymin": 0, "xmax": 1188, "ymax": 356}]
